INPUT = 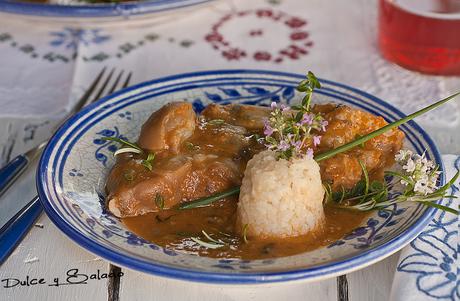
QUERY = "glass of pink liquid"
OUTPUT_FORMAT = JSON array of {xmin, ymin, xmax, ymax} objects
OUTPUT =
[{"xmin": 379, "ymin": 0, "xmax": 460, "ymax": 75}]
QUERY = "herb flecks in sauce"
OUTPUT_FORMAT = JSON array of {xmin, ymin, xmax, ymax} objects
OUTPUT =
[
  {"xmin": 207, "ymin": 119, "xmax": 225, "ymax": 126},
  {"xmin": 122, "ymin": 200, "xmax": 368, "ymax": 259},
  {"xmin": 185, "ymin": 142, "xmax": 200, "ymax": 151},
  {"xmin": 141, "ymin": 153, "xmax": 156, "ymax": 171},
  {"xmin": 123, "ymin": 169, "xmax": 135, "ymax": 182},
  {"xmin": 242, "ymin": 224, "xmax": 249, "ymax": 244},
  {"xmin": 154, "ymin": 193, "xmax": 165, "ymax": 210}
]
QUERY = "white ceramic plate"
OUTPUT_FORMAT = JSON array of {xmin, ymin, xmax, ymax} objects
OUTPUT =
[{"xmin": 37, "ymin": 70, "xmax": 443, "ymax": 284}]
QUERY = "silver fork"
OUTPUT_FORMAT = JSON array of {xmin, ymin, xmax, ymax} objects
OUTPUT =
[{"xmin": 0, "ymin": 68, "xmax": 132, "ymax": 264}]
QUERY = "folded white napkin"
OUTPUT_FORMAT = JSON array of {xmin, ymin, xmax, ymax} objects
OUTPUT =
[{"xmin": 390, "ymin": 155, "xmax": 459, "ymax": 301}]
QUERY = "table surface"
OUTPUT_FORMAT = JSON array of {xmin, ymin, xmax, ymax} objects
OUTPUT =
[{"xmin": 0, "ymin": 0, "xmax": 459, "ymax": 300}]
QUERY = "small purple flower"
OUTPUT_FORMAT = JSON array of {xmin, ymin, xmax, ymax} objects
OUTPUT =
[
  {"xmin": 321, "ymin": 120, "xmax": 328, "ymax": 132},
  {"xmin": 292, "ymin": 140, "xmax": 302, "ymax": 151},
  {"xmin": 313, "ymin": 135, "xmax": 321, "ymax": 147},
  {"xmin": 264, "ymin": 127, "xmax": 274, "ymax": 136},
  {"xmin": 280, "ymin": 104, "xmax": 290, "ymax": 112},
  {"xmin": 306, "ymin": 148, "xmax": 314, "ymax": 159},
  {"xmin": 278, "ymin": 140, "xmax": 290, "ymax": 151},
  {"xmin": 301, "ymin": 113, "xmax": 313, "ymax": 125},
  {"xmin": 264, "ymin": 121, "xmax": 274, "ymax": 136},
  {"xmin": 271, "ymin": 102, "xmax": 278, "ymax": 110}
]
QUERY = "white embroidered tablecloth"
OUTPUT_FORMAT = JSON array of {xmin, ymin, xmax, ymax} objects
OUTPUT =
[
  {"xmin": 0, "ymin": 0, "xmax": 459, "ymax": 300},
  {"xmin": 390, "ymin": 155, "xmax": 459, "ymax": 301}
]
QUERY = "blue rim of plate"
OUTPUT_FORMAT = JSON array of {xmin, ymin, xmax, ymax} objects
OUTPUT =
[
  {"xmin": 0, "ymin": 0, "xmax": 213, "ymax": 18},
  {"xmin": 37, "ymin": 69, "xmax": 443, "ymax": 284}
]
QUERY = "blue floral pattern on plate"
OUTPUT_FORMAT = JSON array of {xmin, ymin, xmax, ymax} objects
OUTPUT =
[
  {"xmin": 328, "ymin": 205, "xmax": 407, "ymax": 250},
  {"xmin": 36, "ymin": 70, "xmax": 444, "ymax": 284},
  {"xmin": 92, "ymin": 126, "xmax": 127, "ymax": 167}
]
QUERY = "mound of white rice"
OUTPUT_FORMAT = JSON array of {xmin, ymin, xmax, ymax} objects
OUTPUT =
[{"xmin": 236, "ymin": 150, "xmax": 325, "ymax": 238}]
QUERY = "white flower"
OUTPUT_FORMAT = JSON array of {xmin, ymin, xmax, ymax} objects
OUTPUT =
[
  {"xmin": 415, "ymin": 155, "xmax": 429, "ymax": 174},
  {"xmin": 425, "ymin": 172, "xmax": 440, "ymax": 193},
  {"xmin": 400, "ymin": 179, "xmax": 409, "ymax": 186},
  {"xmin": 395, "ymin": 149, "xmax": 440, "ymax": 196},
  {"xmin": 395, "ymin": 149, "xmax": 413, "ymax": 162},
  {"xmin": 425, "ymin": 160, "xmax": 435, "ymax": 170},
  {"xmin": 414, "ymin": 175, "xmax": 433, "ymax": 195},
  {"xmin": 402, "ymin": 158, "xmax": 416, "ymax": 173}
]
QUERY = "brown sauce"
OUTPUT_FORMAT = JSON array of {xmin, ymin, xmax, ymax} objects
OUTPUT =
[{"xmin": 122, "ymin": 199, "xmax": 368, "ymax": 259}]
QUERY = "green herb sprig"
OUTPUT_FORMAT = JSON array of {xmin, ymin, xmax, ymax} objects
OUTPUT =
[
  {"xmin": 102, "ymin": 137, "xmax": 156, "ymax": 171},
  {"xmin": 296, "ymin": 71, "xmax": 321, "ymax": 111},
  {"xmin": 325, "ymin": 152, "xmax": 459, "ymax": 215},
  {"xmin": 178, "ymin": 187, "xmax": 241, "ymax": 210},
  {"xmin": 191, "ymin": 230, "xmax": 226, "ymax": 249},
  {"xmin": 102, "ymin": 137, "xmax": 142, "ymax": 152}
]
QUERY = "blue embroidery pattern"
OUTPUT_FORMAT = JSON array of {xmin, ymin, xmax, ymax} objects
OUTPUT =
[
  {"xmin": 397, "ymin": 156, "xmax": 459, "ymax": 300},
  {"xmin": 49, "ymin": 28, "xmax": 111, "ymax": 49}
]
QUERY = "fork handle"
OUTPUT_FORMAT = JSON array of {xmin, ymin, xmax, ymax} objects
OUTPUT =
[
  {"xmin": 0, "ymin": 155, "xmax": 29, "ymax": 198},
  {"xmin": 0, "ymin": 196, "xmax": 42, "ymax": 264}
]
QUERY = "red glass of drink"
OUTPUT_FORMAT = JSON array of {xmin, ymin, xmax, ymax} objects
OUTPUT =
[{"xmin": 378, "ymin": 0, "xmax": 460, "ymax": 75}]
